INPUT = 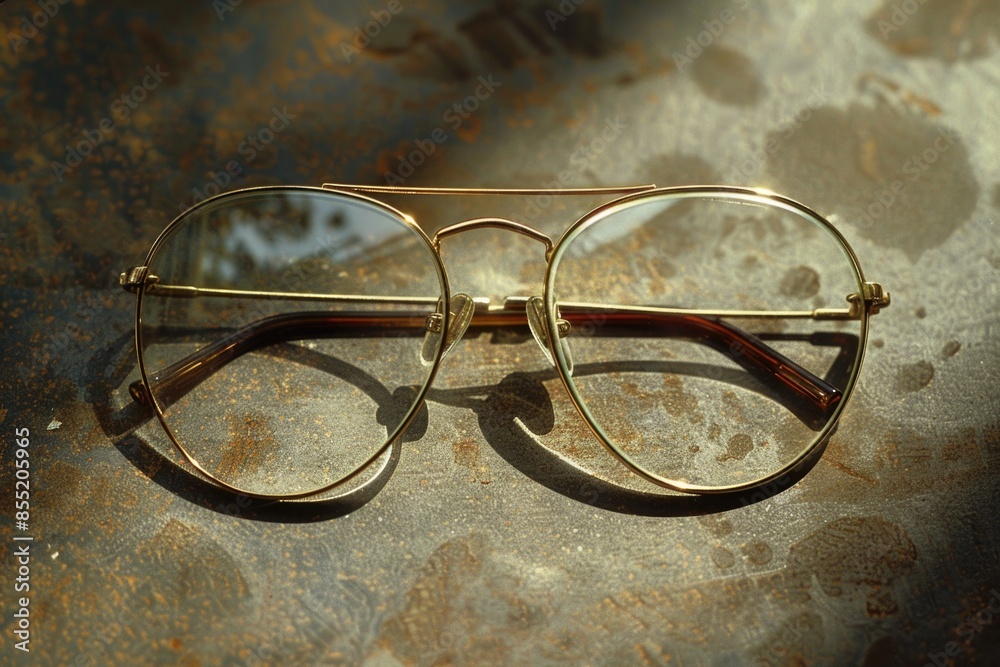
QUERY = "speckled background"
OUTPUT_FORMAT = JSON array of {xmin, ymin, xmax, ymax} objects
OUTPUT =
[{"xmin": 1, "ymin": 1, "xmax": 999, "ymax": 665}]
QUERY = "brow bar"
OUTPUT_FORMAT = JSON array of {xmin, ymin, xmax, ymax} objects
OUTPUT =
[{"xmin": 321, "ymin": 183, "xmax": 659, "ymax": 196}]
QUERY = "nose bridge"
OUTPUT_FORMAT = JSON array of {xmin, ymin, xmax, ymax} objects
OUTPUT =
[
  {"xmin": 429, "ymin": 217, "xmax": 566, "ymax": 368},
  {"xmin": 432, "ymin": 217, "xmax": 554, "ymax": 260}
]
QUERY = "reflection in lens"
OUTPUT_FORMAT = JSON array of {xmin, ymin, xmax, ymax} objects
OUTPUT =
[
  {"xmin": 139, "ymin": 188, "xmax": 445, "ymax": 497},
  {"xmin": 550, "ymin": 192, "xmax": 865, "ymax": 490}
]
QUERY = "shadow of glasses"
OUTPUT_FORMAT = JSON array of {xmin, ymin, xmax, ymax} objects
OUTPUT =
[
  {"xmin": 90, "ymin": 322, "xmax": 855, "ymax": 517},
  {"xmin": 428, "ymin": 366, "xmax": 835, "ymax": 517},
  {"xmin": 86, "ymin": 334, "xmax": 414, "ymax": 522}
]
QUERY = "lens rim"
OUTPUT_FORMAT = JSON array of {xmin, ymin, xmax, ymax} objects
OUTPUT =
[
  {"xmin": 133, "ymin": 185, "xmax": 452, "ymax": 501},
  {"xmin": 543, "ymin": 185, "xmax": 871, "ymax": 495}
]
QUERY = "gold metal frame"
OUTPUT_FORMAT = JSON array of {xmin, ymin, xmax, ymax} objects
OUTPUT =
[
  {"xmin": 129, "ymin": 186, "xmax": 452, "ymax": 501},
  {"xmin": 122, "ymin": 183, "xmax": 889, "ymax": 501},
  {"xmin": 545, "ymin": 186, "xmax": 881, "ymax": 494}
]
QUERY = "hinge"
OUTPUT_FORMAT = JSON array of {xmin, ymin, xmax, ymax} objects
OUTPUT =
[
  {"xmin": 119, "ymin": 266, "xmax": 150, "ymax": 293},
  {"xmin": 848, "ymin": 282, "xmax": 891, "ymax": 316},
  {"xmin": 862, "ymin": 282, "xmax": 891, "ymax": 314}
]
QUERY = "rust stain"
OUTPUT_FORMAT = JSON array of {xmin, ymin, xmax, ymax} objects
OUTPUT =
[
  {"xmin": 823, "ymin": 456, "xmax": 879, "ymax": 486},
  {"xmin": 394, "ymin": 31, "xmax": 475, "ymax": 82},
  {"xmin": 453, "ymin": 438, "xmax": 479, "ymax": 468},
  {"xmin": 455, "ymin": 114, "xmax": 483, "ymax": 143},
  {"xmin": 697, "ymin": 515, "xmax": 734, "ymax": 538},
  {"xmin": 641, "ymin": 153, "xmax": 721, "ymax": 188},
  {"xmin": 764, "ymin": 102, "xmax": 981, "ymax": 260},
  {"xmin": 377, "ymin": 535, "xmax": 512, "ymax": 665},
  {"xmin": 861, "ymin": 636, "xmax": 903, "ymax": 666},
  {"xmin": 634, "ymin": 642, "xmax": 668, "ymax": 666},
  {"xmin": 894, "ymin": 360, "xmax": 935, "ymax": 393},
  {"xmin": 860, "ymin": 72, "xmax": 943, "ymax": 116},
  {"xmin": 586, "ymin": 576, "xmax": 767, "ymax": 647},
  {"xmin": 740, "ymin": 540, "xmax": 774, "ymax": 567},
  {"xmin": 941, "ymin": 428, "xmax": 980, "ymax": 462},
  {"xmin": 603, "ymin": 595, "xmax": 650, "ymax": 631},
  {"xmin": 217, "ymin": 411, "xmax": 279, "ymax": 481},
  {"xmin": 941, "ymin": 340, "xmax": 961, "ymax": 358},
  {"xmin": 579, "ymin": 519, "xmax": 916, "ymax": 653},
  {"xmin": 661, "ymin": 374, "xmax": 703, "ymax": 423},
  {"xmin": 459, "ymin": 9, "xmax": 529, "ymax": 69},
  {"xmin": 797, "ymin": 395, "xmax": 992, "ymax": 503},
  {"xmin": 787, "ymin": 516, "xmax": 917, "ymax": 617},
  {"xmin": 134, "ymin": 519, "xmax": 250, "ymax": 614},
  {"xmin": 620, "ymin": 41, "xmax": 676, "ymax": 83},
  {"xmin": 717, "ymin": 433, "xmax": 753, "ymax": 463},
  {"xmin": 779, "ymin": 265, "xmax": 821, "ymax": 299},
  {"xmin": 753, "ymin": 611, "xmax": 823, "ymax": 666},
  {"xmin": 721, "ymin": 390, "xmax": 745, "ymax": 422},
  {"xmin": 866, "ymin": 0, "xmax": 1000, "ymax": 62},
  {"xmin": 859, "ymin": 137, "xmax": 882, "ymax": 180},
  {"xmin": 452, "ymin": 438, "xmax": 491, "ymax": 484},
  {"xmin": 710, "ymin": 546, "xmax": 736, "ymax": 570},
  {"xmin": 376, "ymin": 530, "xmax": 562, "ymax": 663},
  {"xmin": 689, "ymin": 46, "xmax": 763, "ymax": 107},
  {"xmin": 374, "ymin": 139, "xmax": 422, "ymax": 182}
]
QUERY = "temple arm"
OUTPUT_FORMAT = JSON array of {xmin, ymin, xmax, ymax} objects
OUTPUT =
[
  {"xmin": 553, "ymin": 304, "xmax": 843, "ymax": 418},
  {"xmin": 130, "ymin": 286, "xmax": 852, "ymax": 421}
]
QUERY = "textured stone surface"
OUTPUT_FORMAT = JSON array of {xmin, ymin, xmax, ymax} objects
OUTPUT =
[{"xmin": 1, "ymin": 0, "xmax": 999, "ymax": 664}]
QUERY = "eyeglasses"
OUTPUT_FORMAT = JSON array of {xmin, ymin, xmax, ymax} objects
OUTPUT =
[{"xmin": 120, "ymin": 183, "xmax": 889, "ymax": 501}]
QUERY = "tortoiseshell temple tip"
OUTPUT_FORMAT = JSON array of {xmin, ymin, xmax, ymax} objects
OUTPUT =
[{"xmin": 129, "ymin": 380, "xmax": 149, "ymax": 406}]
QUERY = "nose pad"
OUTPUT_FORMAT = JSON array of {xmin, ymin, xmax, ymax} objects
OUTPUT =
[
  {"xmin": 421, "ymin": 293, "xmax": 476, "ymax": 365},
  {"xmin": 526, "ymin": 296, "xmax": 573, "ymax": 375}
]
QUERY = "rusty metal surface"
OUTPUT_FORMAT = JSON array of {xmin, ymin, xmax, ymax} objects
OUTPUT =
[{"xmin": 1, "ymin": 0, "xmax": 999, "ymax": 665}]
